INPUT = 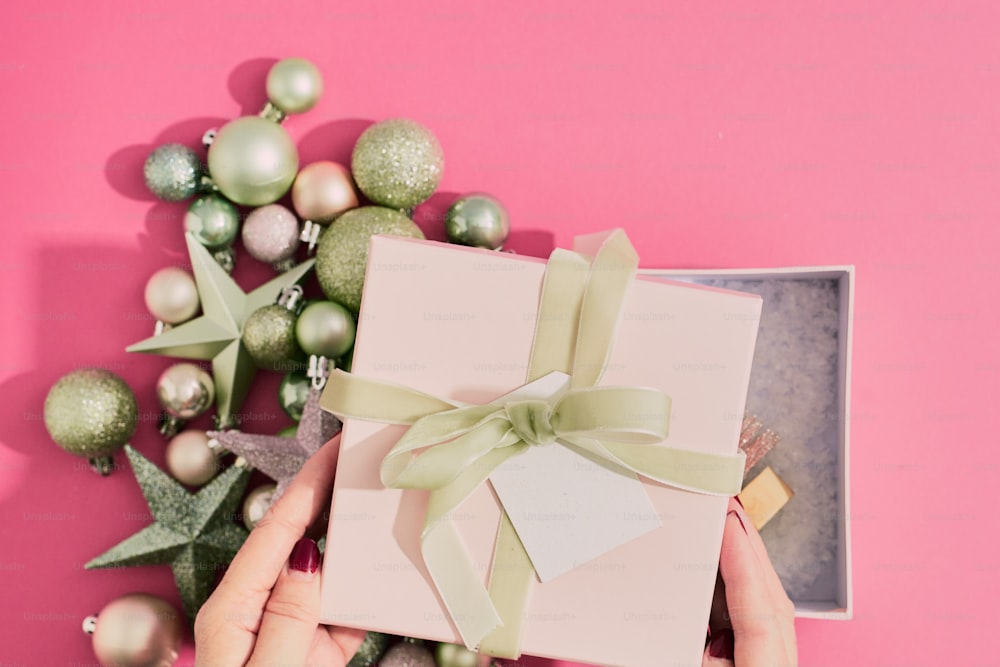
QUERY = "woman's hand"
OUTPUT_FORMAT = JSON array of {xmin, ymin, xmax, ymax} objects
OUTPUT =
[
  {"xmin": 194, "ymin": 434, "xmax": 365, "ymax": 667},
  {"xmin": 703, "ymin": 497, "xmax": 798, "ymax": 667}
]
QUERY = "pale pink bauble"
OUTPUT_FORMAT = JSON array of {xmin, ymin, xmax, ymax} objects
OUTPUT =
[{"xmin": 292, "ymin": 161, "xmax": 358, "ymax": 223}]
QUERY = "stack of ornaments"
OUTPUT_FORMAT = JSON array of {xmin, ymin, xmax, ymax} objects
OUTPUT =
[{"xmin": 41, "ymin": 57, "xmax": 510, "ymax": 667}]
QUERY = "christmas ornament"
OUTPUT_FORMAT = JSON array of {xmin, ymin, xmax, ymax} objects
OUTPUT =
[
  {"xmin": 165, "ymin": 430, "xmax": 219, "ymax": 486},
  {"xmin": 241, "ymin": 483, "xmax": 277, "ymax": 530},
  {"xmin": 292, "ymin": 160, "xmax": 358, "ymax": 228},
  {"xmin": 144, "ymin": 143, "xmax": 204, "ymax": 202},
  {"xmin": 86, "ymin": 446, "xmax": 250, "ymax": 622},
  {"xmin": 346, "ymin": 631, "xmax": 391, "ymax": 667},
  {"xmin": 184, "ymin": 193, "xmax": 240, "ymax": 272},
  {"xmin": 44, "ymin": 369, "xmax": 138, "ymax": 475},
  {"xmin": 242, "ymin": 204, "xmax": 301, "ymax": 269},
  {"xmin": 127, "ymin": 233, "xmax": 314, "ymax": 427},
  {"xmin": 445, "ymin": 194, "xmax": 510, "ymax": 250},
  {"xmin": 144, "ymin": 267, "xmax": 200, "ymax": 335},
  {"xmin": 82, "ymin": 593, "xmax": 183, "ymax": 667},
  {"xmin": 243, "ymin": 286, "xmax": 305, "ymax": 372},
  {"xmin": 435, "ymin": 642, "xmax": 491, "ymax": 667},
  {"xmin": 208, "ymin": 387, "xmax": 339, "ymax": 502},
  {"xmin": 278, "ymin": 371, "xmax": 311, "ymax": 420},
  {"xmin": 315, "ymin": 206, "xmax": 424, "ymax": 312},
  {"xmin": 265, "ymin": 57, "xmax": 324, "ymax": 116},
  {"xmin": 351, "ymin": 119, "xmax": 443, "ymax": 209},
  {"xmin": 296, "ymin": 299, "xmax": 355, "ymax": 357},
  {"xmin": 207, "ymin": 116, "xmax": 298, "ymax": 207},
  {"xmin": 380, "ymin": 642, "xmax": 435, "ymax": 667},
  {"xmin": 156, "ymin": 362, "xmax": 215, "ymax": 437}
]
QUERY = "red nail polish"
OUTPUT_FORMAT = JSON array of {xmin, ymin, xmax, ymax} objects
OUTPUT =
[
  {"xmin": 728, "ymin": 509, "xmax": 748, "ymax": 535},
  {"xmin": 733, "ymin": 495, "xmax": 745, "ymax": 509},
  {"xmin": 708, "ymin": 628, "xmax": 734, "ymax": 659},
  {"xmin": 289, "ymin": 537, "xmax": 320, "ymax": 574}
]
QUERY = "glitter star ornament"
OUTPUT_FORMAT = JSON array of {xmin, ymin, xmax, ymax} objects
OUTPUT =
[
  {"xmin": 86, "ymin": 446, "xmax": 250, "ymax": 622},
  {"xmin": 127, "ymin": 233, "xmax": 314, "ymax": 426},
  {"xmin": 208, "ymin": 388, "xmax": 340, "ymax": 502}
]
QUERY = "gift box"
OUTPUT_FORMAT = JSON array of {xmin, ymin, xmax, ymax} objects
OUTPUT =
[
  {"xmin": 319, "ymin": 232, "xmax": 763, "ymax": 667},
  {"xmin": 644, "ymin": 267, "xmax": 854, "ymax": 620}
]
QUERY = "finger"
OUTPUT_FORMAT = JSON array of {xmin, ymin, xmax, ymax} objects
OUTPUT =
[
  {"xmin": 214, "ymin": 435, "xmax": 343, "ymax": 609},
  {"xmin": 732, "ymin": 498, "xmax": 795, "ymax": 616},
  {"xmin": 247, "ymin": 538, "xmax": 321, "ymax": 667},
  {"xmin": 719, "ymin": 510, "xmax": 789, "ymax": 667},
  {"xmin": 730, "ymin": 498, "xmax": 797, "ymax": 662}
]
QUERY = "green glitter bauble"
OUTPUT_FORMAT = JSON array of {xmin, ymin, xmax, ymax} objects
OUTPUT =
[
  {"xmin": 346, "ymin": 632, "xmax": 392, "ymax": 667},
  {"xmin": 242, "ymin": 305, "xmax": 304, "ymax": 372},
  {"xmin": 351, "ymin": 118, "xmax": 444, "ymax": 209},
  {"xmin": 315, "ymin": 206, "xmax": 424, "ymax": 312},
  {"xmin": 44, "ymin": 369, "xmax": 138, "ymax": 458}
]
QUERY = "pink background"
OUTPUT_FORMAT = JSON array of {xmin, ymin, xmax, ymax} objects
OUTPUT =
[{"xmin": 0, "ymin": 2, "xmax": 996, "ymax": 666}]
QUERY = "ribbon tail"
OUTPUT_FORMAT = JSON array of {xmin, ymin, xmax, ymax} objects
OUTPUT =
[
  {"xmin": 422, "ymin": 512, "xmax": 503, "ymax": 650},
  {"xmin": 478, "ymin": 512, "xmax": 536, "ymax": 658}
]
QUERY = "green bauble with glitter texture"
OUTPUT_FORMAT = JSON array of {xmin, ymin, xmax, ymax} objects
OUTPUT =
[
  {"xmin": 351, "ymin": 118, "xmax": 443, "ymax": 209},
  {"xmin": 346, "ymin": 632, "xmax": 392, "ymax": 667},
  {"xmin": 315, "ymin": 206, "xmax": 424, "ymax": 312},
  {"xmin": 44, "ymin": 369, "xmax": 138, "ymax": 461},
  {"xmin": 243, "ymin": 305, "xmax": 304, "ymax": 372}
]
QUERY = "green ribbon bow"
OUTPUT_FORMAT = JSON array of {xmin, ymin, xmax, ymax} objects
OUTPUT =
[{"xmin": 321, "ymin": 230, "xmax": 746, "ymax": 657}]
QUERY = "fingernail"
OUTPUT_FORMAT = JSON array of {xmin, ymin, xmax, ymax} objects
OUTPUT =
[
  {"xmin": 733, "ymin": 494, "xmax": 745, "ymax": 509},
  {"xmin": 728, "ymin": 509, "xmax": 748, "ymax": 534},
  {"xmin": 289, "ymin": 537, "xmax": 320, "ymax": 575},
  {"xmin": 708, "ymin": 628, "xmax": 734, "ymax": 659}
]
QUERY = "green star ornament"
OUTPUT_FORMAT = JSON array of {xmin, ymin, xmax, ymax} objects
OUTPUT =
[
  {"xmin": 86, "ymin": 445, "xmax": 250, "ymax": 622},
  {"xmin": 128, "ymin": 233, "xmax": 314, "ymax": 426}
]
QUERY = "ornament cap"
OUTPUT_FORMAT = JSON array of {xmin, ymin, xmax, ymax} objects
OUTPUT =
[
  {"xmin": 277, "ymin": 285, "xmax": 304, "ymax": 312},
  {"xmin": 89, "ymin": 455, "xmax": 116, "ymax": 476},
  {"xmin": 82, "ymin": 615, "xmax": 98, "ymax": 635}
]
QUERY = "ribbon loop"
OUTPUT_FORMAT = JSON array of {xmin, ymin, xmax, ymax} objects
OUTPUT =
[{"xmin": 504, "ymin": 400, "xmax": 557, "ymax": 447}]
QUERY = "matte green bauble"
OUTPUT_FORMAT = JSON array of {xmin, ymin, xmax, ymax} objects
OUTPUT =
[
  {"xmin": 351, "ymin": 118, "xmax": 443, "ymax": 209},
  {"xmin": 44, "ymin": 369, "xmax": 138, "ymax": 460},
  {"xmin": 315, "ymin": 206, "xmax": 424, "ymax": 312},
  {"xmin": 266, "ymin": 58, "xmax": 323, "ymax": 115},
  {"xmin": 242, "ymin": 305, "xmax": 304, "ymax": 371},
  {"xmin": 295, "ymin": 300, "xmax": 356, "ymax": 358},
  {"xmin": 207, "ymin": 116, "xmax": 299, "ymax": 206}
]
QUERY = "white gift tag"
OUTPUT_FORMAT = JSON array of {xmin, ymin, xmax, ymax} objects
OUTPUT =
[{"xmin": 488, "ymin": 372, "xmax": 662, "ymax": 582}]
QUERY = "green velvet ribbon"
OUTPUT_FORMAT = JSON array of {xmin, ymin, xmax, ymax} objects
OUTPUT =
[{"xmin": 321, "ymin": 230, "xmax": 746, "ymax": 657}]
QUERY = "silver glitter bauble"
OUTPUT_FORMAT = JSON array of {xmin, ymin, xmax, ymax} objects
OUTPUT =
[
  {"xmin": 242, "ymin": 204, "xmax": 301, "ymax": 264},
  {"xmin": 266, "ymin": 58, "xmax": 323, "ymax": 115},
  {"xmin": 156, "ymin": 362, "xmax": 214, "ymax": 420},
  {"xmin": 295, "ymin": 300, "xmax": 355, "ymax": 358},
  {"xmin": 144, "ymin": 144, "xmax": 203, "ymax": 202},
  {"xmin": 445, "ymin": 193, "xmax": 510, "ymax": 250},
  {"xmin": 207, "ymin": 116, "xmax": 299, "ymax": 206},
  {"xmin": 380, "ymin": 642, "xmax": 435, "ymax": 667},
  {"xmin": 351, "ymin": 118, "xmax": 444, "ymax": 209},
  {"xmin": 241, "ymin": 483, "xmax": 277, "ymax": 530},
  {"xmin": 84, "ymin": 593, "xmax": 183, "ymax": 667},
  {"xmin": 44, "ymin": 369, "xmax": 138, "ymax": 459},
  {"xmin": 144, "ymin": 267, "xmax": 200, "ymax": 324},
  {"xmin": 243, "ymin": 304, "xmax": 304, "ymax": 371},
  {"xmin": 315, "ymin": 206, "xmax": 424, "ymax": 312},
  {"xmin": 185, "ymin": 194, "xmax": 240, "ymax": 250},
  {"xmin": 164, "ymin": 430, "xmax": 218, "ymax": 486},
  {"xmin": 346, "ymin": 632, "xmax": 391, "ymax": 667},
  {"xmin": 292, "ymin": 161, "xmax": 358, "ymax": 224}
]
